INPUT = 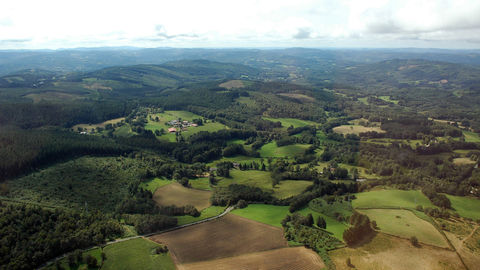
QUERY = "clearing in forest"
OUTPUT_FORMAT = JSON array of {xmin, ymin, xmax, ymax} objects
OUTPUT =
[
  {"xmin": 445, "ymin": 194, "xmax": 480, "ymax": 220},
  {"xmin": 259, "ymin": 141, "xmax": 310, "ymax": 158},
  {"xmin": 333, "ymin": 125, "xmax": 385, "ymax": 135},
  {"xmin": 453, "ymin": 157, "xmax": 476, "ymax": 165},
  {"xmin": 153, "ymin": 182, "xmax": 212, "ymax": 210},
  {"xmin": 262, "ymin": 117, "xmax": 318, "ymax": 128},
  {"xmin": 329, "ymin": 233, "xmax": 464, "ymax": 270},
  {"xmin": 219, "ymin": 80, "xmax": 245, "ymax": 89},
  {"xmin": 358, "ymin": 209, "xmax": 448, "ymax": 248},
  {"xmin": 71, "ymin": 117, "xmax": 125, "ymax": 131},
  {"xmin": 149, "ymin": 214, "xmax": 287, "ymax": 264},
  {"xmin": 180, "ymin": 247, "xmax": 325, "ymax": 270}
]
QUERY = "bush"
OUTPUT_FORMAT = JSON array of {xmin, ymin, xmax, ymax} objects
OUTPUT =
[
  {"xmin": 236, "ymin": 199, "xmax": 248, "ymax": 209},
  {"xmin": 410, "ymin": 236, "xmax": 419, "ymax": 247},
  {"xmin": 85, "ymin": 254, "xmax": 98, "ymax": 268}
]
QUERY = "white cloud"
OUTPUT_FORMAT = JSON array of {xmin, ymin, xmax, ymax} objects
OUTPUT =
[{"xmin": 0, "ymin": 0, "xmax": 479, "ymax": 49}]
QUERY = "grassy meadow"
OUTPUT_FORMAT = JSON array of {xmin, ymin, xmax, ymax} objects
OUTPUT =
[
  {"xmin": 139, "ymin": 177, "xmax": 172, "ymax": 193},
  {"xmin": 359, "ymin": 209, "xmax": 448, "ymax": 248},
  {"xmin": 259, "ymin": 142, "xmax": 310, "ymax": 158},
  {"xmin": 446, "ymin": 194, "xmax": 480, "ymax": 220},
  {"xmin": 102, "ymin": 238, "xmax": 175, "ymax": 270},
  {"xmin": 262, "ymin": 117, "xmax": 319, "ymax": 128},
  {"xmin": 352, "ymin": 189, "xmax": 434, "ymax": 210}
]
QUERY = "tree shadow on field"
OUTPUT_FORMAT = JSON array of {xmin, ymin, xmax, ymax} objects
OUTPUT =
[{"xmin": 348, "ymin": 231, "xmax": 377, "ymax": 249}]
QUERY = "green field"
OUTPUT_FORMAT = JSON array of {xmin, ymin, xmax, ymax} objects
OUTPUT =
[
  {"xmin": 378, "ymin": 95, "xmax": 399, "ymax": 104},
  {"xmin": 446, "ymin": 194, "xmax": 480, "ymax": 220},
  {"xmin": 176, "ymin": 206, "xmax": 225, "ymax": 225},
  {"xmin": 259, "ymin": 142, "xmax": 310, "ymax": 158},
  {"xmin": 232, "ymin": 204, "xmax": 347, "ymax": 240},
  {"xmin": 189, "ymin": 177, "xmax": 211, "ymax": 190},
  {"xmin": 359, "ymin": 209, "xmax": 448, "ymax": 248},
  {"xmin": 139, "ymin": 178, "xmax": 172, "ymax": 193},
  {"xmin": 45, "ymin": 248, "xmax": 103, "ymax": 270},
  {"xmin": 216, "ymin": 170, "xmax": 311, "ymax": 199},
  {"xmin": 145, "ymin": 110, "xmax": 227, "ymax": 142},
  {"xmin": 206, "ymin": 155, "xmax": 263, "ymax": 167},
  {"xmin": 352, "ymin": 189, "xmax": 434, "ymax": 209},
  {"xmin": 463, "ymin": 131, "xmax": 480, "ymax": 143},
  {"xmin": 102, "ymin": 238, "xmax": 175, "ymax": 270},
  {"xmin": 262, "ymin": 117, "xmax": 318, "ymax": 128}
]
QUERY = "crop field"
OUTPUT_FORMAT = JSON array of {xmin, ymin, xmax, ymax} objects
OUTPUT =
[
  {"xmin": 329, "ymin": 233, "xmax": 463, "ymax": 270},
  {"xmin": 333, "ymin": 125, "xmax": 385, "ymax": 135},
  {"xmin": 259, "ymin": 142, "xmax": 310, "ymax": 158},
  {"xmin": 453, "ymin": 157, "xmax": 476, "ymax": 165},
  {"xmin": 153, "ymin": 182, "xmax": 212, "ymax": 210},
  {"xmin": 446, "ymin": 194, "xmax": 480, "ymax": 220},
  {"xmin": 181, "ymin": 247, "xmax": 325, "ymax": 270},
  {"xmin": 463, "ymin": 131, "xmax": 480, "ymax": 143},
  {"xmin": 262, "ymin": 117, "xmax": 318, "ymax": 128},
  {"xmin": 352, "ymin": 189, "xmax": 434, "ymax": 209},
  {"xmin": 140, "ymin": 177, "xmax": 172, "ymax": 193},
  {"xmin": 145, "ymin": 110, "xmax": 227, "ymax": 142},
  {"xmin": 218, "ymin": 80, "xmax": 245, "ymax": 89},
  {"xmin": 102, "ymin": 238, "xmax": 175, "ymax": 270},
  {"xmin": 149, "ymin": 214, "xmax": 287, "ymax": 264},
  {"xmin": 359, "ymin": 209, "xmax": 448, "ymax": 248},
  {"xmin": 176, "ymin": 206, "xmax": 225, "ymax": 225}
]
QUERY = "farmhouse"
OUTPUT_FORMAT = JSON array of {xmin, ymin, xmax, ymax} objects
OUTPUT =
[{"xmin": 168, "ymin": 127, "xmax": 177, "ymax": 133}]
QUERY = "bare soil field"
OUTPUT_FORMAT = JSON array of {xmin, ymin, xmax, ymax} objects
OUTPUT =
[
  {"xmin": 329, "ymin": 233, "xmax": 464, "ymax": 270},
  {"xmin": 153, "ymin": 182, "xmax": 212, "ymax": 210},
  {"xmin": 149, "ymin": 214, "xmax": 287, "ymax": 264},
  {"xmin": 219, "ymin": 80, "xmax": 245, "ymax": 89},
  {"xmin": 333, "ymin": 125, "xmax": 385, "ymax": 135},
  {"xmin": 180, "ymin": 247, "xmax": 324, "ymax": 270}
]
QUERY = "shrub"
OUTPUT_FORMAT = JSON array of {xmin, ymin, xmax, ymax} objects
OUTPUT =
[{"xmin": 410, "ymin": 236, "xmax": 419, "ymax": 247}]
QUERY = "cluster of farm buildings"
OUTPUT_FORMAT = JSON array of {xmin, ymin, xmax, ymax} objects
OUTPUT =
[{"xmin": 166, "ymin": 119, "xmax": 198, "ymax": 133}]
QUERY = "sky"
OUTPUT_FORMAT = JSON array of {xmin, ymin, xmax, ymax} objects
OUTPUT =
[{"xmin": 1, "ymin": 0, "xmax": 480, "ymax": 50}]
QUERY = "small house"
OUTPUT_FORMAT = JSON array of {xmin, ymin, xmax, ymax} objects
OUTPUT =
[{"xmin": 168, "ymin": 127, "xmax": 177, "ymax": 133}]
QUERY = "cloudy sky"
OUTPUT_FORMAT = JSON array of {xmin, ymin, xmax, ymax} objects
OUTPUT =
[{"xmin": 1, "ymin": 0, "xmax": 480, "ymax": 49}]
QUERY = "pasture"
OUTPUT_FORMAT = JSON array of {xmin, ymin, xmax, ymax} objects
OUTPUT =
[
  {"xmin": 102, "ymin": 238, "xmax": 175, "ymax": 270},
  {"xmin": 262, "ymin": 117, "xmax": 318, "ymax": 128},
  {"xmin": 297, "ymin": 208, "xmax": 348, "ymax": 240},
  {"xmin": 149, "ymin": 214, "xmax": 287, "ymax": 264},
  {"xmin": 333, "ymin": 125, "xmax": 385, "ymax": 135},
  {"xmin": 352, "ymin": 189, "xmax": 434, "ymax": 209},
  {"xmin": 259, "ymin": 142, "xmax": 310, "ymax": 158},
  {"xmin": 176, "ymin": 206, "xmax": 225, "ymax": 225},
  {"xmin": 72, "ymin": 117, "xmax": 125, "ymax": 132},
  {"xmin": 453, "ymin": 157, "xmax": 476, "ymax": 165},
  {"xmin": 180, "ymin": 247, "xmax": 325, "ymax": 270},
  {"xmin": 463, "ymin": 131, "xmax": 480, "ymax": 143},
  {"xmin": 446, "ymin": 194, "xmax": 480, "ymax": 220},
  {"xmin": 189, "ymin": 177, "xmax": 211, "ymax": 190},
  {"xmin": 153, "ymin": 182, "xmax": 212, "ymax": 210},
  {"xmin": 218, "ymin": 80, "xmax": 245, "ymax": 89},
  {"xmin": 329, "ymin": 233, "xmax": 464, "ymax": 270},
  {"xmin": 217, "ymin": 170, "xmax": 311, "ymax": 199},
  {"xmin": 359, "ymin": 209, "xmax": 448, "ymax": 248},
  {"xmin": 140, "ymin": 177, "xmax": 171, "ymax": 193}
]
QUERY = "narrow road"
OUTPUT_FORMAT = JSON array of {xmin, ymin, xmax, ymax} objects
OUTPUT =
[{"xmin": 38, "ymin": 206, "xmax": 234, "ymax": 269}]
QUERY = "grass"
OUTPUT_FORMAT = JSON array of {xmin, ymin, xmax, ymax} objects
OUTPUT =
[
  {"xmin": 259, "ymin": 142, "xmax": 310, "ymax": 158},
  {"xmin": 177, "ymin": 206, "xmax": 225, "ymax": 225},
  {"xmin": 262, "ymin": 117, "xmax": 318, "ymax": 128},
  {"xmin": 216, "ymin": 170, "xmax": 310, "ymax": 199},
  {"xmin": 352, "ymin": 189, "xmax": 434, "ymax": 210},
  {"xmin": 189, "ymin": 177, "xmax": 211, "ymax": 190},
  {"xmin": 445, "ymin": 194, "xmax": 480, "ymax": 220},
  {"xmin": 463, "ymin": 131, "xmax": 480, "ymax": 143},
  {"xmin": 232, "ymin": 204, "xmax": 347, "ymax": 240},
  {"xmin": 153, "ymin": 182, "xmax": 212, "ymax": 210},
  {"xmin": 206, "ymin": 155, "xmax": 262, "ymax": 167},
  {"xmin": 378, "ymin": 95, "xmax": 399, "ymax": 104},
  {"xmin": 102, "ymin": 238, "xmax": 175, "ymax": 270},
  {"xmin": 139, "ymin": 177, "xmax": 171, "ymax": 193},
  {"xmin": 145, "ymin": 110, "xmax": 227, "ymax": 142},
  {"xmin": 232, "ymin": 204, "xmax": 290, "ymax": 227},
  {"xmin": 453, "ymin": 157, "xmax": 476, "ymax": 165},
  {"xmin": 358, "ymin": 209, "xmax": 448, "ymax": 248},
  {"xmin": 45, "ymin": 247, "xmax": 102, "ymax": 270},
  {"xmin": 333, "ymin": 125, "xmax": 385, "ymax": 135}
]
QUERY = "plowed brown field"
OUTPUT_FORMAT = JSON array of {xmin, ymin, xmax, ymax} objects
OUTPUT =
[
  {"xmin": 180, "ymin": 247, "xmax": 325, "ymax": 270},
  {"xmin": 149, "ymin": 214, "xmax": 287, "ymax": 264}
]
